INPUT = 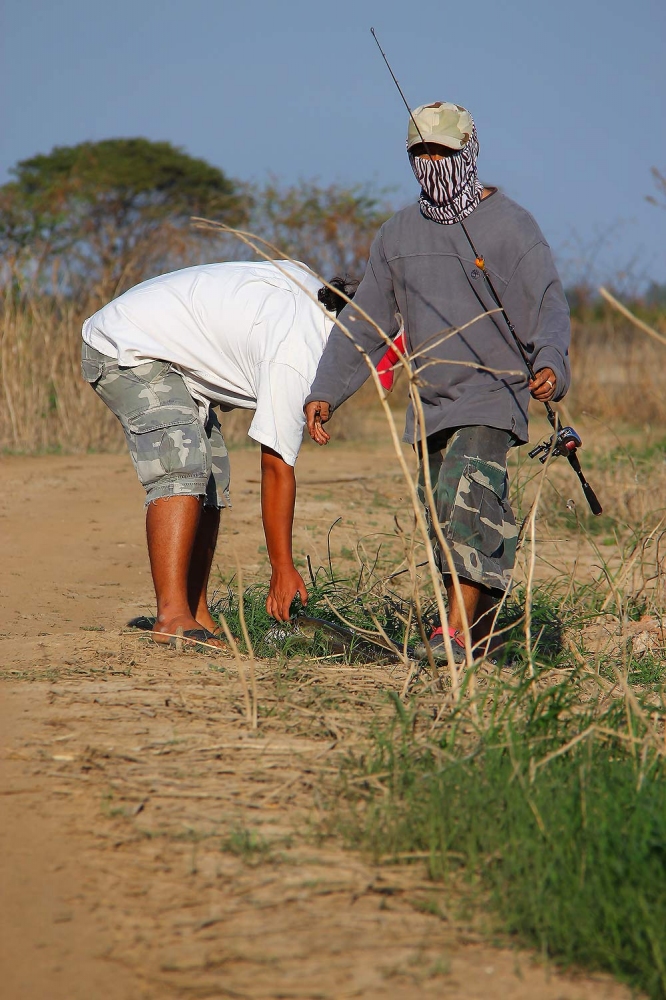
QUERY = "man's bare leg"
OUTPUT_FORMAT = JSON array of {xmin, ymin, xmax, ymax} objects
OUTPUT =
[
  {"xmin": 146, "ymin": 495, "xmax": 222, "ymax": 645},
  {"xmin": 187, "ymin": 505, "xmax": 221, "ymax": 635},
  {"xmin": 446, "ymin": 580, "xmax": 500, "ymax": 655},
  {"xmin": 472, "ymin": 589, "xmax": 501, "ymax": 654}
]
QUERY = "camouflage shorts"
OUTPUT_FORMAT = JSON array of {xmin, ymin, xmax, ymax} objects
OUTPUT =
[
  {"xmin": 81, "ymin": 342, "xmax": 230, "ymax": 509},
  {"xmin": 418, "ymin": 425, "xmax": 518, "ymax": 594}
]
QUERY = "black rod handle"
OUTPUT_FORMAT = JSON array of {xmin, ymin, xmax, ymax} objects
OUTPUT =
[
  {"xmin": 567, "ymin": 453, "xmax": 603, "ymax": 516},
  {"xmin": 580, "ymin": 480, "xmax": 603, "ymax": 516}
]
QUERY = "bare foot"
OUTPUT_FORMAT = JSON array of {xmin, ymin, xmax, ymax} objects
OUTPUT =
[{"xmin": 152, "ymin": 612, "xmax": 224, "ymax": 648}]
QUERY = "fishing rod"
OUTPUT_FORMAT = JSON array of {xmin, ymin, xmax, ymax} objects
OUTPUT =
[{"xmin": 370, "ymin": 28, "xmax": 602, "ymax": 516}]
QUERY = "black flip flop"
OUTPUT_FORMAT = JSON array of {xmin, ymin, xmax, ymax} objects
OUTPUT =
[{"xmin": 168, "ymin": 628, "xmax": 219, "ymax": 651}]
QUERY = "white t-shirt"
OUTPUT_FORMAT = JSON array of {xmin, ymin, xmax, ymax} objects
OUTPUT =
[{"xmin": 82, "ymin": 260, "xmax": 334, "ymax": 466}]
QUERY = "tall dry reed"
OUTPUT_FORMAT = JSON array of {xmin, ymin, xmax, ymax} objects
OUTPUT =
[
  {"xmin": 1, "ymin": 278, "xmax": 664, "ymax": 455},
  {"xmin": 568, "ymin": 312, "xmax": 666, "ymax": 427},
  {"xmin": 0, "ymin": 288, "xmax": 258, "ymax": 452}
]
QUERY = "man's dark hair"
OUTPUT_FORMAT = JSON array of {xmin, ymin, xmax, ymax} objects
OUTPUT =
[{"xmin": 317, "ymin": 276, "xmax": 359, "ymax": 316}]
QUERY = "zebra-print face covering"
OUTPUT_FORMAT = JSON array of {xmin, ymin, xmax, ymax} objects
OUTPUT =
[{"xmin": 409, "ymin": 125, "xmax": 483, "ymax": 225}]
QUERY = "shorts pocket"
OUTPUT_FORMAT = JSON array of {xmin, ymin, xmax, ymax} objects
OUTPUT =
[
  {"xmin": 127, "ymin": 408, "xmax": 209, "ymax": 483},
  {"xmin": 445, "ymin": 458, "xmax": 510, "ymax": 560},
  {"xmin": 81, "ymin": 357, "xmax": 104, "ymax": 383},
  {"xmin": 81, "ymin": 343, "xmax": 108, "ymax": 384}
]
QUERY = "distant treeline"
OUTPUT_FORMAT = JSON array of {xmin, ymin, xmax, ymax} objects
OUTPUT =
[
  {"xmin": 0, "ymin": 138, "xmax": 393, "ymax": 303},
  {"xmin": 0, "ymin": 139, "xmax": 664, "ymax": 453}
]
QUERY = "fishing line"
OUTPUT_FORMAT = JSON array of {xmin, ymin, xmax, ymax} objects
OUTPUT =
[{"xmin": 369, "ymin": 27, "xmax": 602, "ymax": 515}]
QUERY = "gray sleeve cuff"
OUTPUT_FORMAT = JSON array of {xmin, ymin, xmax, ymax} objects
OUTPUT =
[{"xmin": 303, "ymin": 392, "xmax": 335, "ymax": 411}]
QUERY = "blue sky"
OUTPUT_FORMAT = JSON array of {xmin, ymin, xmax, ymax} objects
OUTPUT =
[{"xmin": 2, "ymin": 0, "xmax": 665, "ymax": 289}]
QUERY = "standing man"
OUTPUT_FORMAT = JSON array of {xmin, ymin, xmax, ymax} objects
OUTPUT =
[
  {"xmin": 82, "ymin": 261, "xmax": 354, "ymax": 646},
  {"xmin": 305, "ymin": 102, "xmax": 570, "ymax": 663}
]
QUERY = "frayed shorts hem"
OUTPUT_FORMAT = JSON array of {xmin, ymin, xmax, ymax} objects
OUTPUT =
[
  {"xmin": 144, "ymin": 476, "xmax": 230, "ymax": 509},
  {"xmin": 442, "ymin": 568, "xmax": 515, "ymax": 598}
]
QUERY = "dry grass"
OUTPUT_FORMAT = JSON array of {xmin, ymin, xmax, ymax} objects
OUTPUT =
[
  {"xmin": 2, "ymin": 269, "xmax": 665, "ymax": 454},
  {"xmin": 3, "ymin": 637, "xmax": 636, "ymax": 999},
  {"xmin": 0, "ymin": 289, "xmax": 260, "ymax": 452},
  {"xmin": 4, "ymin": 233, "xmax": 666, "ymax": 995},
  {"xmin": 568, "ymin": 313, "xmax": 666, "ymax": 428}
]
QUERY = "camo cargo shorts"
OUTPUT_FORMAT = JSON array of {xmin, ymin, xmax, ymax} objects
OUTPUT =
[
  {"xmin": 81, "ymin": 342, "xmax": 230, "ymax": 508},
  {"xmin": 418, "ymin": 425, "xmax": 518, "ymax": 594}
]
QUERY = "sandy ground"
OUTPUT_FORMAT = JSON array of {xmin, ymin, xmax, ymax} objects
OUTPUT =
[{"xmin": 0, "ymin": 441, "xmax": 636, "ymax": 1000}]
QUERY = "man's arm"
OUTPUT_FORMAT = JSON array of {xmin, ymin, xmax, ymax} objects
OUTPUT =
[
  {"xmin": 307, "ymin": 328, "xmax": 407, "ymax": 442},
  {"xmin": 304, "ymin": 228, "xmax": 400, "ymax": 420},
  {"xmin": 260, "ymin": 444, "xmax": 307, "ymax": 621},
  {"xmin": 503, "ymin": 241, "xmax": 571, "ymax": 401}
]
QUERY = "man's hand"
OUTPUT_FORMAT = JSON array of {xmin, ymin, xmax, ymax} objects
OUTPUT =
[
  {"xmin": 266, "ymin": 565, "xmax": 307, "ymax": 621},
  {"xmin": 529, "ymin": 367, "xmax": 557, "ymax": 402},
  {"xmin": 305, "ymin": 401, "xmax": 331, "ymax": 445},
  {"xmin": 260, "ymin": 445, "xmax": 308, "ymax": 620}
]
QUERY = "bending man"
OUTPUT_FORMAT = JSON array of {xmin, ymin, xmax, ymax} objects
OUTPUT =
[
  {"xmin": 82, "ymin": 261, "xmax": 353, "ymax": 645},
  {"xmin": 305, "ymin": 102, "xmax": 570, "ymax": 663}
]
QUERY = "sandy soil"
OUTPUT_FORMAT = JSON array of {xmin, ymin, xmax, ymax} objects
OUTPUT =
[{"xmin": 0, "ymin": 442, "xmax": 635, "ymax": 1000}]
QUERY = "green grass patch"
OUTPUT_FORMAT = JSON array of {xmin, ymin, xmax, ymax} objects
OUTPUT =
[
  {"xmin": 595, "ymin": 436, "xmax": 666, "ymax": 471},
  {"xmin": 335, "ymin": 668, "xmax": 666, "ymax": 997},
  {"xmin": 210, "ymin": 574, "xmax": 412, "ymax": 662},
  {"xmin": 221, "ymin": 827, "xmax": 272, "ymax": 863}
]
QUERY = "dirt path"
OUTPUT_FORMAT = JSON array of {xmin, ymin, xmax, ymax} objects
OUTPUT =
[{"xmin": 0, "ymin": 446, "xmax": 633, "ymax": 1000}]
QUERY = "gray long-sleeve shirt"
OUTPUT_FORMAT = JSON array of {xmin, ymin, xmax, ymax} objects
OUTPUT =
[{"xmin": 305, "ymin": 190, "xmax": 571, "ymax": 445}]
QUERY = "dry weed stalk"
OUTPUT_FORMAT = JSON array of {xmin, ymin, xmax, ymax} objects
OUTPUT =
[
  {"xmin": 599, "ymin": 286, "xmax": 666, "ymax": 348},
  {"xmin": 521, "ymin": 446, "xmax": 560, "ymax": 686},
  {"xmin": 192, "ymin": 218, "xmax": 661, "ymax": 744},
  {"xmin": 2, "ymin": 264, "xmax": 665, "ymax": 451},
  {"xmin": 235, "ymin": 559, "xmax": 258, "ymax": 729},
  {"xmin": 215, "ymin": 593, "xmax": 256, "ymax": 729},
  {"xmin": 193, "ymin": 217, "xmax": 527, "ymax": 694},
  {"xmin": 3, "ymin": 227, "xmax": 664, "ymax": 755}
]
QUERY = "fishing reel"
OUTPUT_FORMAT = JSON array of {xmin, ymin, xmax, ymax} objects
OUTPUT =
[{"xmin": 528, "ymin": 426, "xmax": 582, "ymax": 464}]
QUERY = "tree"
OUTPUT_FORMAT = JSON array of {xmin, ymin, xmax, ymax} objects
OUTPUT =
[
  {"xmin": 0, "ymin": 138, "xmax": 248, "ymax": 296},
  {"xmin": 248, "ymin": 178, "xmax": 393, "ymax": 281}
]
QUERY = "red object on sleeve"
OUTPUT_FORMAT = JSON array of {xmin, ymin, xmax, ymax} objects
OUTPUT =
[{"xmin": 376, "ymin": 330, "xmax": 406, "ymax": 390}]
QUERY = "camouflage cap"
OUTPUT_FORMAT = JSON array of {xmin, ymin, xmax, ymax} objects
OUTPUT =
[{"xmin": 407, "ymin": 102, "xmax": 473, "ymax": 151}]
